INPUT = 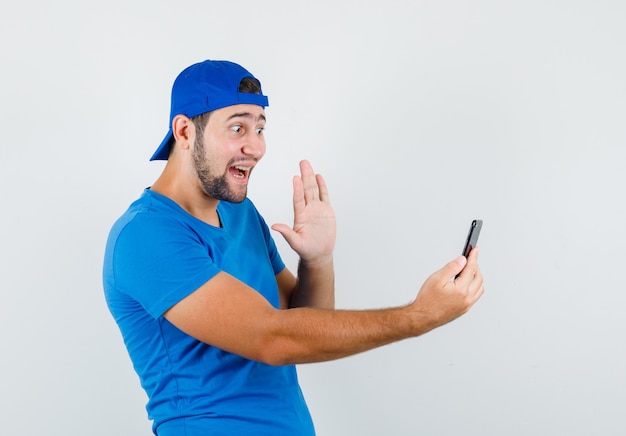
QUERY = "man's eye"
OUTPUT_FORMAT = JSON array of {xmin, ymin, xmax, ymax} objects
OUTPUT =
[
  {"xmin": 231, "ymin": 125, "xmax": 242, "ymax": 133},
  {"xmin": 256, "ymin": 127, "xmax": 264, "ymax": 135}
]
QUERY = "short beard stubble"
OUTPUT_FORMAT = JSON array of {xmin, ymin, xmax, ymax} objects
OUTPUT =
[{"xmin": 192, "ymin": 133, "xmax": 247, "ymax": 204}]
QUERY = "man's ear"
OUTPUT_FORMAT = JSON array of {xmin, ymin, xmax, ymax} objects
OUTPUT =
[{"xmin": 171, "ymin": 115, "xmax": 194, "ymax": 152}]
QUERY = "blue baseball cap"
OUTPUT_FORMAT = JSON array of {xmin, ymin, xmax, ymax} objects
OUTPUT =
[{"xmin": 150, "ymin": 60, "xmax": 269, "ymax": 161}]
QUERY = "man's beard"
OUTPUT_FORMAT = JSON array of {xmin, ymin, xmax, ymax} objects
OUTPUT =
[{"xmin": 192, "ymin": 136, "xmax": 247, "ymax": 203}]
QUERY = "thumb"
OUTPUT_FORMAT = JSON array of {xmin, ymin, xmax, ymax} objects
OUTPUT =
[
  {"xmin": 441, "ymin": 256, "xmax": 467, "ymax": 281},
  {"xmin": 271, "ymin": 224, "xmax": 300, "ymax": 249}
]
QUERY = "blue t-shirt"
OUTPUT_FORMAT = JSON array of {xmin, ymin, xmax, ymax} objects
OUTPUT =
[{"xmin": 103, "ymin": 189, "xmax": 315, "ymax": 435}]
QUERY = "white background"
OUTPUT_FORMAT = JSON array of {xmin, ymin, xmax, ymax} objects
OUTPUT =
[{"xmin": 1, "ymin": 1, "xmax": 625, "ymax": 435}]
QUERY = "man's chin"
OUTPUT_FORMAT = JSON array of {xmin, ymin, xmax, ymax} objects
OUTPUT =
[
  {"xmin": 218, "ymin": 188, "xmax": 248, "ymax": 204},
  {"xmin": 224, "ymin": 196, "xmax": 247, "ymax": 204}
]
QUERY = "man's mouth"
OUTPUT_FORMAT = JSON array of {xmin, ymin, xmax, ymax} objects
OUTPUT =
[{"xmin": 229, "ymin": 165, "xmax": 251, "ymax": 180}]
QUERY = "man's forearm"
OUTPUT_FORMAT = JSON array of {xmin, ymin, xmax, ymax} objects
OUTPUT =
[
  {"xmin": 259, "ymin": 303, "xmax": 436, "ymax": 366},
  {"xmin": 289, "ymin": 257, "xmax": 335, "ymax": 309}
]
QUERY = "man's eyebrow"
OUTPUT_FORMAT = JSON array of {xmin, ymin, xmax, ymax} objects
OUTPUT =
[{"xmin": 227, "ymin": 112, "xmax": 266, "ymax": 122}]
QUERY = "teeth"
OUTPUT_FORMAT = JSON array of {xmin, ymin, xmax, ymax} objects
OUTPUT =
[{"xmin": 231, "ymin": 165, "xmax": 250, "ymax": 179}]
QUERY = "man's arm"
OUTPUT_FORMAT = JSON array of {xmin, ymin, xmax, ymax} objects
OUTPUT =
[
  {"xmin": 163, "ymin": 159, "xmax": 484, "ymax": 366},
  {"xmin": 163, "ymin": 249, "xmax": 483, "ymax": 366},
  {"xmin": 276, "ymin": 262, "xmax": 335, "ymax": 310},
  {"xmin": 272, "ymin": 160, "xmax": 336, "ymax": 310}
]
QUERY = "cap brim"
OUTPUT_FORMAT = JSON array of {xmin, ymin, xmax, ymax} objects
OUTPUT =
[{"xmin": 150, "ymin": 130, "xmax": 173, "ymax": 161}]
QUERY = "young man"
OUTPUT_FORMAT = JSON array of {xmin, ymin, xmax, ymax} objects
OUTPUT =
[{"xmin": 103, "ymin": 59, "xmax": 484, "ymax": 435}]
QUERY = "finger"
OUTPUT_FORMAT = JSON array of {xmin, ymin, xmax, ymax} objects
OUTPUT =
[
  {"xmin": 468, "ymin": 273, "xmax": 485, "ymax": 304},
  {"xmin": 292, "ymin": 175, "xmax": 305, "ymax": 216},
  {"xmin": 442, "ymin": 256, "xmax": 467, "ymax": 282},
  {"xmin": 271, "ymin": 223, "xmax": 301, "ymax": 251},
  {"xmin": 456, "ymin": 246, "xmax": 480, "ymax": 280},
  {"xmin": 467, "ymin": 245, "xmax": 480, "ymax": 262},
  {"xmin": 300, "ymin": 160, "xmax": 319, "ymax": 203},
  {"xmin": 467, "ymin": 247, "xmax": 480, "ymax": 274},
  {"xmin": 316, "ymin": 173, "xmax": 331, "ymax": 203},
  {"xmin": 470, "ymin": 266, "xmax": 484, "ymax": 297},
  {"xmin": 470, "ymin": 264, "xmax": 484, "ymax": 294}
]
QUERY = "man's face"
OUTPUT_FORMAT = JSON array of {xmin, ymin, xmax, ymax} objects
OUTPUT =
[{"xmin": 192, "ymin": 104, "xmax": 267, "ymax": 203}]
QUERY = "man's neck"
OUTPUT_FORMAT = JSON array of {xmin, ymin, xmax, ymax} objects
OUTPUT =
[{"xmin": 151, "ymin": 166, "xmax": 222, "ymax": 227}]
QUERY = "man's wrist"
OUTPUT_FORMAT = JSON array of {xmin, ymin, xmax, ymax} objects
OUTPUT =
[{"xmin": 299, "ymin": 255, "xmax": 334, "ymax": 270}]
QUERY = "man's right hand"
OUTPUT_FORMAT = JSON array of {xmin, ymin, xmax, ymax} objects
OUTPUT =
[{"xmin": 409, "ymin": 248, "xmax": 484, "ymax": 334}]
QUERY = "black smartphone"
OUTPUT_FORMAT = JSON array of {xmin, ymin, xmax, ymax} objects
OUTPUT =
[{"xmin": 456, "ymin": 219, "xmax": 483, "ymax": 279}]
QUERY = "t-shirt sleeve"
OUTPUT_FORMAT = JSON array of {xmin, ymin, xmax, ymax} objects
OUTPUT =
[{"xmin": 111, "ymin": 213, "xmax": 220, "ymax": 318}]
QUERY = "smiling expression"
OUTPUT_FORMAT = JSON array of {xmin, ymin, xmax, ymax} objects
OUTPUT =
[{"xmin": 191, "ymin": 104, "xmax": 267, "ymax": 203}]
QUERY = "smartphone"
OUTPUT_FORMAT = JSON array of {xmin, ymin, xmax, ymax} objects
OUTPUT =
[{"xmin": 456, "ymin": 219, "xmax": 482, "ymax": 279}]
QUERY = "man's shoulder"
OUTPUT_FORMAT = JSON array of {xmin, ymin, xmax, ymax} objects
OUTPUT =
[{"xmin": 107, "ymin": 190, "xmax": 193, "ymax": 246}]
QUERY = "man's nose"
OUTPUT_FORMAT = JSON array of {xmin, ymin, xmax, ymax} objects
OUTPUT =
[{"xmin": 242, "ymin": 132, "xmax": 266, "ymax": 158}]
